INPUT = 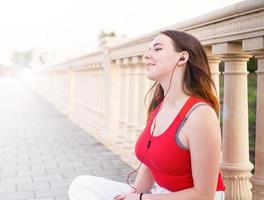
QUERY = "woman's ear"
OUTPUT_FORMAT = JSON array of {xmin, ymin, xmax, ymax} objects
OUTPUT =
[{"xmin": 180, "ymin": 51, "xmax": 189, "ymax": 64}]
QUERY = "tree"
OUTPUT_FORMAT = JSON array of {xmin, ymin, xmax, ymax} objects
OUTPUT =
[
  {"xmin": 10, "ymin": 50, "xmax": 32, "ymax": 68},
  {"xmin": 97, "ymin": 30, "xmax": 116, "ymax": 40}
]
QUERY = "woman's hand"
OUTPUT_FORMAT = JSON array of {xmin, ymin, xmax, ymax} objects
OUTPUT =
[{"xmin": 113, "ymin": 193, "xmax": 141, "ymax": 200}]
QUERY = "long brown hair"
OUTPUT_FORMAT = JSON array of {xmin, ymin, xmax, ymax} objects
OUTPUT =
[{"xmin": 144, "ymin": 30, "xmax": 219, "ymax": 120}]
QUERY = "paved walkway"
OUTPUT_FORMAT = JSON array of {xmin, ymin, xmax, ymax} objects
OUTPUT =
[{"xmin": 0, "ymin": 77, "xmax": 133, "ymax": 200}]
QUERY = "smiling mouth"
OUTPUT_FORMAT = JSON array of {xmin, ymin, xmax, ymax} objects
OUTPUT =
[
  {"xmin": 146, "ymin": 64, "xmax": 155, "ymax": 71},
  {"xmin": 146, "ymin": 63, "xmax": 155, "ymax": 67}
]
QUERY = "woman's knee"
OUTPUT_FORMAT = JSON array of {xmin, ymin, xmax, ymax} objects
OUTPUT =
[{"xmin": 70, "ymin": 175, "xmax": 96, "ymax": 188}]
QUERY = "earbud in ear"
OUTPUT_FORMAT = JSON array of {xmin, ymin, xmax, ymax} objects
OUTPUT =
[{"xmin": 180, "ymin": 56, "xmax": 185, "ymax": 61}]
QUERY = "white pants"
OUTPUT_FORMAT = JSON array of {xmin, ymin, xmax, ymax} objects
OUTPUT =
[{"xmin": 68, "ymin": 175, "xmax": 225, "ymax": 200}]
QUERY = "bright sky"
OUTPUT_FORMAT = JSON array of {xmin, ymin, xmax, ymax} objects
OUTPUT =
[{"xmin": 0, "ymin": 0, "xmax": 244, "ymax": 65}]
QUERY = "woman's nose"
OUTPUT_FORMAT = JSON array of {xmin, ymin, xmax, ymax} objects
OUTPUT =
[{"xmin": 143, "ymin": 52, "xmax": 151, "ymax": 61}]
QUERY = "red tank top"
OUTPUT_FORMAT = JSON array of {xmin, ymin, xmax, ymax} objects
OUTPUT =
[{"xmin": 135, "ymin": 96, "xmax": 225, "ymax": 192}]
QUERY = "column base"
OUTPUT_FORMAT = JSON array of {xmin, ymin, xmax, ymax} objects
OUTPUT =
[
  {"xmin": 221, "ymin": 162, "xmax": 254, "ymax": 200},
  {"xmin": 250, "ymin": 175, "xmax": 264, "ymax": 200}
]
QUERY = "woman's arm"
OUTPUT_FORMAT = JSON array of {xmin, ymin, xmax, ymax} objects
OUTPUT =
[
  {"xmin": 142, "ymin": 105, "xmax": 222, "ymax": 200},
  {"xmin": 130, "ymin": 163, "xmax": 155, "ymax": 193},
  {"xmin": 114, "ymin": 159, "xmax": 155, "ymax": 199}
]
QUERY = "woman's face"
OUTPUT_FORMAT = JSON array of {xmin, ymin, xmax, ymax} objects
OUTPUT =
[{"xmin": 144, "ymin": 34, "xmax": 181, "ymax": 82}]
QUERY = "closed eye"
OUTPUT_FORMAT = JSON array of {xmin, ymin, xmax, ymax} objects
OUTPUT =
[{"xmin": 154, "ymin": 48, "xmax": 162, "ymax": 51}]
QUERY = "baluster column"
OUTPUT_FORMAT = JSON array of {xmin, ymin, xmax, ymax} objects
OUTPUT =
[
  {"xmin": 213, "ymin": 42, "xmax": 253, "ymax": 200},
  {"xmin": 204, "ymin": 46, "xmax": 221, "ymax": 99},
  {"xmin": 115, "ymin": 60, "xmax": 129, "ymax": 156},
  {"xmin": 243, "ymin": 37, "xmax": 264, "ymax": 200}
]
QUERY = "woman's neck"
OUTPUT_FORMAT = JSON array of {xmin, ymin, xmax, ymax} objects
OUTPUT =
[{"xmin": 159, "ymin": 71, "xmax": 190, "ymax": 107}]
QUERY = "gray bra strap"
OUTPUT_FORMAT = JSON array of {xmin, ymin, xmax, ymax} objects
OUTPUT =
[{"xmin": 175, "ymin": 102, "xmax": 209, "ymax": 150}]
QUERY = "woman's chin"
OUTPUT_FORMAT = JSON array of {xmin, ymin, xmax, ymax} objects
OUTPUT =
[{"xmin": 146, "ymin": 72, "xmax": 158, "ymax": 81}]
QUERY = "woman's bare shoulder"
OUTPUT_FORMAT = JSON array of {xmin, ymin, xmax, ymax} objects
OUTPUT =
[
  {"xmin": 189, "ymin": 102, "xmax": 218, "ymax": 122},
  {"xmin": 186, "ymin": 103, "xmax": 220, "ymax": 135}
]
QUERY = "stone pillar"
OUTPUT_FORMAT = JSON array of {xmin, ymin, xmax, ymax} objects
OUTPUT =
[
  {"xmin": 243, "ymin": 37, "xmax": 264, "ymax": 200},
  {"xmin": 101, "ymin": 47, "xmax": 111, "ymax": 135},
  {"xmin": 67, "ymin": 66, "xmax": 75, "ymax": 116},
  {"xmin": 135, "ymin": 57, "xmax": 147, "ymax": 136},
  {"xmin": 126, "ymin": 58, "xmax": 137, "ymax": 133},
  {"xmin": 94, "ymin": 67, "xmax": 101, "ymax": 135},
  {"xmin": 204, "ymin": 46, "xmax": 221, "ymax": 99},
  {"xmin": 213, "ymin": 42, "xmax": 253, "ymax": 200},
  {"xmin": 87, "ymin": 67, "xmax": 94, "ymax": 131},
  {"xmin": 98, "ymin": 64, "xmax": 105, "ymax": 138},
  {"xmin": 133, "ymin": 57, "xmax": 146, "ymax": 168},
  {"xmin": 115, "ymin": 60, "xmax": 129, "ymax": 155},
  {"xmin": 120, "ymin": 58, "xmax": 137, "ymax": 163},
  {"xmin": 104, "ymin": 60, "xmax": 121, "ymax": 148},
  {"xmin": 251, "ymin": 52, "xmax": 264, "ymax": 200},
  {"xmin": 91, "ymin": 66, "xmax": 97, "ymax": 132}
]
